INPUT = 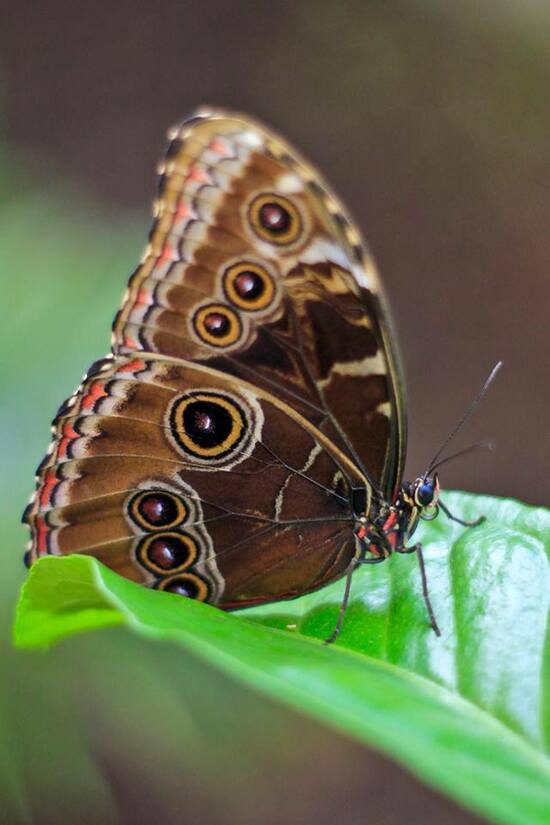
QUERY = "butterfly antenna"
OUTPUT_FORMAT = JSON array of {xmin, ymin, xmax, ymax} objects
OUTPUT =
[
  {"xmin": 428, "ymin": 439, "xmax": 495, "ymax": 474},
  {"xmin": 425, "ymin": 361, "xmax": 502, "ymax": 477}
]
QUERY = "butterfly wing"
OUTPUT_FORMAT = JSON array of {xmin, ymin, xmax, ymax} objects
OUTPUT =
[
  {"xmin": 24, "ymin": 109, "xmax": 407, "ymax": 606},
  {"xmin": 112, "ymin": 108, "xmax": 406, "ymax": 498},
  {"xmin": 23, "ymin": 354, "xmax": 365, "ymax": 607}
]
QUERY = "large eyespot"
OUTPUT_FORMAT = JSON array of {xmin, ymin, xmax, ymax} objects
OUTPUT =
[
  {"xmin": 168, "ymin": 391, "xmax": 246, "ymax": 460},
  {"xmin": 223, "ymin": 262, "xmax": 275, "ymax": 311},
  {"xmin": 248, "ymin": 193, "xmax": 302, "ymax": 245},
  {"xmin": 129, "ymin": 490, "xmax": 187, "ymax": 531},
  {"xmin": 157, "ymin": 572, "xmax": 210, "ymax": 601},
  {"xmin": 193, "ymin": 303, "xmax": 242, "ymax": 348},
  {"xmin": 137, "ymin": 531, "xmax": 198, "ymax": 575}
]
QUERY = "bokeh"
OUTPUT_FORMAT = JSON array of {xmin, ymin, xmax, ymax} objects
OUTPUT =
[{"xmin": 1, "ymin": 2, "xmax": 548, "ymax": 823}]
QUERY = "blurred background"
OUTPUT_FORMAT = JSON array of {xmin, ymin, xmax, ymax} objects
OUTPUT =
[{"xmin": 1, "ymin": 2, "xmax": 548, "ymax": 823}]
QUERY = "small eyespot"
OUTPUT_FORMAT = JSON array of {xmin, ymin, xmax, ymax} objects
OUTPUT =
[
  {"xmin": 193, "ymin": 303, "xmax": 242, "ymax": 348},
  {"xmin": 129, "ymin": 490, "xmax": 187, "ymax": 531},
  {"xmin": 223, "ymin": 262, "xmax": 275, "ymax": 311},
  {"xmin": 137, "ymin": 531, "xmax": 198, "ymax": 575},
  {"xmin": 157, "ymin": 572, "xmax": 210, "ymax": 601},
  {"xmin": 169, "ymin": 391, "xmax": 246, "ymax": 459},
  {"xmin": 248, "ymin": 193, "xmax": 302, "ymax": 245}
]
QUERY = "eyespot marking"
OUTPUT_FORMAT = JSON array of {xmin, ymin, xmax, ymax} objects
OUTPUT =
[
  {"xmin": 137, "ymin": 531, "xmax": 198, "ymax": 575},
  {"xmin": 157, "ymin": 572, "xmax": 210, "ymax": 601},
  {"xmin": 223, "ymin": 261, "xmax": 275, "ymax": 311},
  {"xmin": 129, "ymin": 490, "xmax": 187, "ymax": 531},
  {"xmin": 193, "ymin": 303, "xmax": 243, "ymax": 348},
  {"xmin": 168, "ymin": 391, "xmax": 246, "ymax": 460},
  {"xmin": 247, "ymin": 193, "xmax": 303, "ymax": 246}
]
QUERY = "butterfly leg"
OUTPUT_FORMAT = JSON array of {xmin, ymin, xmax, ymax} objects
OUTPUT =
[
  {"xmin": 397, "ymin": 543, "xmax": 441, "ymax": 637},
  {"xmin": 439, "ymin": 498, "xmax": 485, "ymax": 528},
  {"xmin": 324, "ymin": 555, "xmax": 385, "ymax": 646}
]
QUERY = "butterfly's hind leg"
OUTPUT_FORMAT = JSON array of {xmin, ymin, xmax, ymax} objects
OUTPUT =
[
  {"xmin": 397, "ymin": 543, "xmax": 441, "ymax": 637},
  {"xmin": 324, "ymin": 555, "xmax": 385, "ymax": 646},
  {"xmin": 439, "ymin": 499, "xmax": 485, "ymax": 528}
]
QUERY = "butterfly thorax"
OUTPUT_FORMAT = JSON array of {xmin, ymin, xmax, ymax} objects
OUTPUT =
[{"xmin": 354, "ymin": 473, "xmax": 440, "ymax": 559}]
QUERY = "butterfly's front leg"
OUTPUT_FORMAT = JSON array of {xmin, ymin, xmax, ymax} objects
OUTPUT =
[
  {"xmin": 439, "ymin": 499, "xmax": 485, "ymax": 528},
  {"xmin": 396, "ymin": 542, "xmax": 441, "ymax": 637}
]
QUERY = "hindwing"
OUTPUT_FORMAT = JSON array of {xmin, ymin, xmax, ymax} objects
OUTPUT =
[{"xmin": 24, "ymin": 354, "xmax": 366, "ymax": 606}]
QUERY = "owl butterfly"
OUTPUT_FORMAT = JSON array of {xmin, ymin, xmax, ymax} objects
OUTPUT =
[{"xmin": 23, "ymin": 107, "xmax": 491, "ymax": 642}]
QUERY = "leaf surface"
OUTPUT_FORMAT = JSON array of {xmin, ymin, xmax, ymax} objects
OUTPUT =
[{"xmin": 14, "ymin": 492, "xmax": 550, "ymax": 825}]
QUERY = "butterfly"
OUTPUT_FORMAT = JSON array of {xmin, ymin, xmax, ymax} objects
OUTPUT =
[{"xmin": 23, "ymin": 107, "xmax": 489, "ymax": 641}]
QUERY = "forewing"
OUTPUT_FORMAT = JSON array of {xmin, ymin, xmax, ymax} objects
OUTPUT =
[{"xmin": 112, "ymin": 108, "xmax": 406, "ymax": 497}]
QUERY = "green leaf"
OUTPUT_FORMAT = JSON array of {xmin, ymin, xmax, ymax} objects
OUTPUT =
[{"xmin": 14, "ymin": 491, "xmax": 550, "ymax": 825}]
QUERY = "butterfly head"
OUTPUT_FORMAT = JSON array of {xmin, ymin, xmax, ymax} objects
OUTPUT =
[{"xmin": 401, "ymin": 473, "xmax": 440, "ymax": 519}]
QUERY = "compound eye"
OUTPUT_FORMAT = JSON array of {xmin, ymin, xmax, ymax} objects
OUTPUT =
[{"xmin": 415, "ymin": 480, "xmax": 435, "ymax": 508}]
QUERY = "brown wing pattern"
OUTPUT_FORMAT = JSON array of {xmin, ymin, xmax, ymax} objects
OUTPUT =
[
  {"xmin": 24, "ymin": 109, "xmax": 407, "ymax": 607},
  {"xmin": 23, "ymin": 354, "xmax": 366, "ymax": 607},
  {"xmin": 112, "ymin": 109, "xmax": 406, "ymax": 497}
]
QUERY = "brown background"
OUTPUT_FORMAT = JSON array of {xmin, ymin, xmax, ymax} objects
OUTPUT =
[
  {"xmin": 1, "ymin": 3, "xmax": 548, "ymax": 824},
  {"xmin": 2, "ymin": 0, "xmax": 549, "ymax": 505}
]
